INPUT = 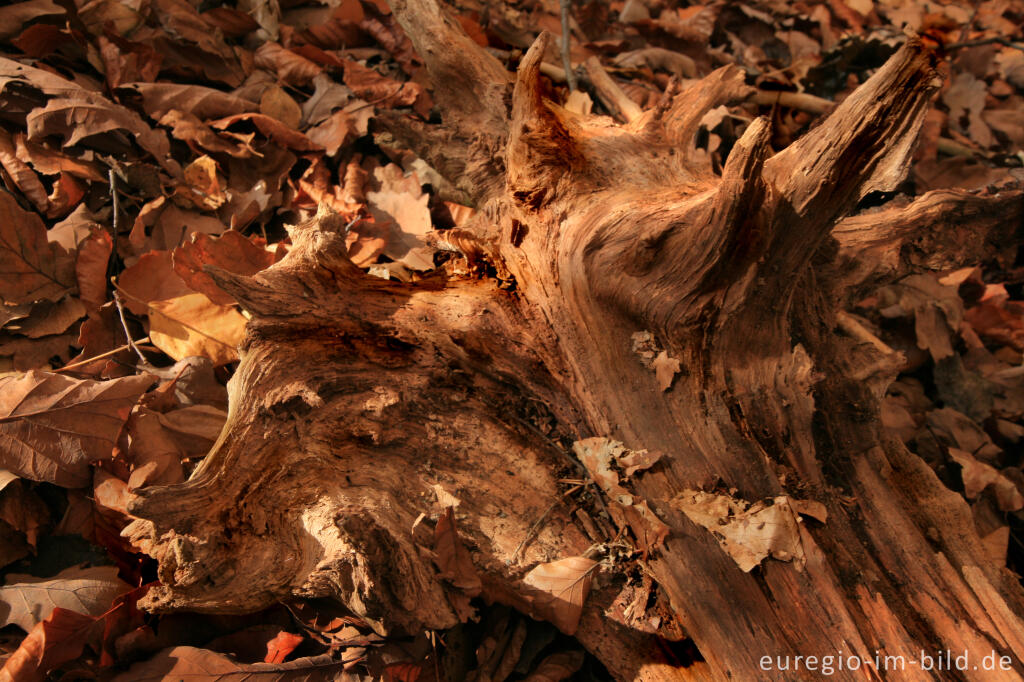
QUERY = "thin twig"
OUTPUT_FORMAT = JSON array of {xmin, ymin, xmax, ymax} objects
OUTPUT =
[
  {"xmin": 510, "ymin": 484, "xmax": 584, "ymax": 563},
  {"xmin": 945, "ymin": 36, "xmax": 1024, "ymax": 52},
  {"xmin": 112, "ymin": 289, "xmax": 148, "ymax": 364},
  {"xmin": 56, "ymin": 337, "xmax": 151, "ymax": 373},
  {"xmin": 558, "ymin": 0, "xmax": 577, "ymax": 91}
]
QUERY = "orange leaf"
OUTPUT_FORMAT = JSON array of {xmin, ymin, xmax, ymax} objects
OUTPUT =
[{"xmin": 264, "ymin": 630, "xmax": 304, "ymax": 664}]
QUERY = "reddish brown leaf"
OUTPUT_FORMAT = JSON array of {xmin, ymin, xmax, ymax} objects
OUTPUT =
[
  {"xmin": 0, "ymin": 189, "xmax": 74, "ymax": 304},
  {"xmin": 264, "ymin": 630, "xmax": 304, "ymax": 664},
  {"xmin": 76, "ymin": 228, "xmax": 112, "ymax": 308},
  {"xmin": 342, "ymin": 58, "xmax": 423, "ymax": 108},
  {"xmin": 254, "ymin": 42, "xmax": 323, "ymax": 86},
  {"xmin": 0, "ymin": 371, "xmax": 153, "ymax": 486},
  {"xmin": 210, "ymin": 112, "xmax": 322, "ymax": 152},
  {"xmin": 0, "ymin": 1, "xmax": 65, "ymax": 42},
  {"xmin": 0, "ymin": 607, "xmax": 97, "ymax": 682},
  {"xmin": 172, "ymin": 231, "xmax": 279, "ymax": 306}
]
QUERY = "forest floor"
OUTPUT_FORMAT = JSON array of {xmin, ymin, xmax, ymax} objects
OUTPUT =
[{"xmin": 0, "ymin": 0, "xmax": 1022, "ymax": 679}]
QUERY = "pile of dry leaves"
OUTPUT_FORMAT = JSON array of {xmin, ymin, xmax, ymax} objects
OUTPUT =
[{"xmin": 0, "ymin": 0, "xmax": 1021, "ymax": 678}]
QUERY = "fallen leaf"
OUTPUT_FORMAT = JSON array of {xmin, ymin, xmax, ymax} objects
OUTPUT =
[
  {"xmin": 0, "ymin": 371, "xmax": 153, "ymax": 486},
  {"xmin": 652, "ymin": 350, "xmax": 681, "ymax": 391},
  {"xmin": 26, "ymin": 98, "xmax": 178, "ymax": 175},
  {"xmin": 179, "ymin": 155, "xmax": 226, "ymax": 211},
  {"xmin": 172, "ymin": 231, "xmax": 279, "ymax": 306},
  {"xmin": 524, "ymin": 650, "xmax": 586, "ymax": 681},
  {"xmin": 672, "ymin": 491, "xmax": 817, "ymax": 572},
  {"xmin": 148, "ymin": 293, "xmax": 248, "ymax": 366},
  {"xmin": 264, "ymin": 630, "xmax": 303, "ymax": 664},
  {"xmin": 254, "ymin": 42, "xmax": 323, "ymax": 86},
  {"xmin": 259, "ymin": 84, "xmax": 302, "ymax": 129},
  {"xmin": 76, "ymin": 228, "xmax": 112, "ymax": 308},
  {"xmin": 111, "ymin": 646, "xmax": 351, "ymax": 680},
  {"xmin": 432, "ymin": 507, "xmax": 481, "ymax": 596},
  {"xmin": 121, "ymin": 82, "xmax": 258, "ymax": 121},
  {"xmin": 0, "ymin": 606, "xmax": 98, "ymax": 682},
  {"xmin": 0, "ymin": 189, "xmax": 74, "ymax": 304},
  {"xmin": 124, "ymin": 407, "xmax": 186, "ymax": 490},
  {"xmin": 522, "ymin": 556, "xmax": 597, "ymax": 635},
  {"xmin": 211, "ymin": 112, "xmax": 322, "ymax": 152},
  {"xmin": 948, "ymin": 448, "xmax": 1024, "ymax": 511},
  {"xmin": 367, "ymin": 163, "xmax": 436, "ymax": 270},
  {"xmin": 0, "ymin": 565, "xmax": 129, "ymax": 633},
  {"xmin": 4, "ymin": 296, "xmax": 85, "ymax": 338},
  {"xmin": 0, "ymin": 1, "xmax": 65, "ymax": 42},
  {"xmin": 572, "ymin": 437, "xmax": 671, "ymax": 552}
]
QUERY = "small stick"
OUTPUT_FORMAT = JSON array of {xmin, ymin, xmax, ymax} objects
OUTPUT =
[
  {"xmin": 584, "ymin": 56, "xmax": 643, "ymax": 123},
  {"xmin": 112, "ymin": 289, "xmax": 148, "ymax": 364},
  {"xmin": 559, "ymin": 0, "xmax": 577, "ymax": 91},
  {"xmin": 510, "ymin": 484, "xmax": 584, "ymax": 563},
  {"xmin": 57, "ymin": 337, "xmax": 151, "ymax": 373}
]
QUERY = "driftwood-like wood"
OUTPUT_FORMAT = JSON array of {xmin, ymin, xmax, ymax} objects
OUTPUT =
[{"xmin": 125, "ymin": 1, "xmax": 1024, "ymax": 678}]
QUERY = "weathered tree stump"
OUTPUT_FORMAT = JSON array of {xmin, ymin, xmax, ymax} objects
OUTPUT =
[{"xmin": 124, "ymin": 1, "xmax": 1024, "ymax": 678}]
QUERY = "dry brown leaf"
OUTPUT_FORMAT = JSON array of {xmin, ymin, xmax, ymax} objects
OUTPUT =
[
  {"xmin": 156, "ymin": 404, "xmax": 226, "ymax": 456},
  {"xmin": 0, "ymin": 189, "xmax": 74, "ymax": 304},
  {"xmin": 179, "ymin": 155, "xmax": 226, "ymax": 210},
  {"xmin": 5, "ymin": 296, "xmax": 85, "ymax": 338},
  {"xmin": 0, "ymin": 606, "xmax": 98, "ymax": 682},
  {"xmin": 211, "ymin": 112, "xmax": 322, "ymax": 152},
  {"xmin": 0, "ymin": 129, "xmax": 50, "ymax": 216},
  {"xmin": 342, "ymin": 58, "xmax": 422, "ymax": 108},
  {"xmin": 652, "ymin": 350, "xmax": 680, "ymax": 391},
  {"xmin": 172, "ymin": 231, "xmax": 279, "ymax": 306},
  {"xmin": 122, "ymin": 82, "xmax": 257, "ymax": 121},
  {"xmin": 522, "ymin": 556, "xmax": 597, "ymax": 635},
  {"xmin": 948, "ymin": 448, "xmax": 1024, "ymax": 511},
  {"xmin": 432, "ymin": 507, "xmax": 482, "ymax": 596},
  {"xmin": 0, "ymin": 371, "xmax": 153, "ymax": 487},
  {"xmin": 0, "ymin": 1, "xmax": 66, "ymax": 41},
  {"xmin": 76, "ymin": 228, "xmax": 112, "ymax": 308},
  {"xmin": 524, "ymin": 650, "xmax": 586, "ymax": 682},
  {"xmin": 0, "ymin": 565, "xmax": 129, "ymax": 633},
  {"xmin": 573, "ymin": 437, "xmax": 670, "ymax": 553},
  {"xmin": 111, "ymin": 646, "xmax": 350, "ymax": 680},
  {"xmin": 672, "ymin": 491, "xmax": 817, "ymax": 572},
  {"xmin": 254, "ymin": 42, "xmax": 323, "ymax": 86},
  {"xmin": 26, "ymin": 98, "xmax": 178, "ymax": 175},
  {"xmin": 367, "ymin": 163, "xmax": 435, "ymax": 270},
  {"xmin": 97, "ymin": 34, "xmax": 163, "ymax": 90},
  {"xmin": 0, "ymin": 333, "xmax": 77, "ymax": 371},
  {"xmin": 14, "ymin": 134, "xmax": 106, "ymax": 182},
  {"xmin": 259, "ymin": 84, "xmax": 302, "ymax": 129}
]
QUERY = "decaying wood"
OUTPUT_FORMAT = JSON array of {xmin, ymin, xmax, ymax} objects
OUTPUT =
[{"xmin": 124, "ymin": 0, "xmax": 1024, "ymax": 678}]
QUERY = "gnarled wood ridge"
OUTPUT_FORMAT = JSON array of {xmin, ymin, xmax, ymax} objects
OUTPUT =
[{"xmin": 125, "ymin": 0, "xmax": 1024, "ymax": 678}]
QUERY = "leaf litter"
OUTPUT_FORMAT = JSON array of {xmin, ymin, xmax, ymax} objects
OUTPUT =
[{"xmin": 0, "ymin": 0, "xmax": 1020, "ymax": 676}]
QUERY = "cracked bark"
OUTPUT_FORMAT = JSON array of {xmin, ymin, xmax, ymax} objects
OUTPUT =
[{"xmin": 124, "ymin": 2, "xmax": 1024, "ymax": 678}]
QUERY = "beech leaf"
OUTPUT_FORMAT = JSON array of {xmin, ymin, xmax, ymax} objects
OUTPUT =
[
  {"xmin": 0, "ymin": 565, "xmax": 130, "ymax": 633},
  {"xmin": 0, "ymin": 371, "xmax": 153, "ymax": 487},
  {"xmin": 522, "ymin": 556, "xmax": 597, "ymax": 635},
  {"xmin": 0, "ymin": 189, "xmax": 74, "ymax": 304}
]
